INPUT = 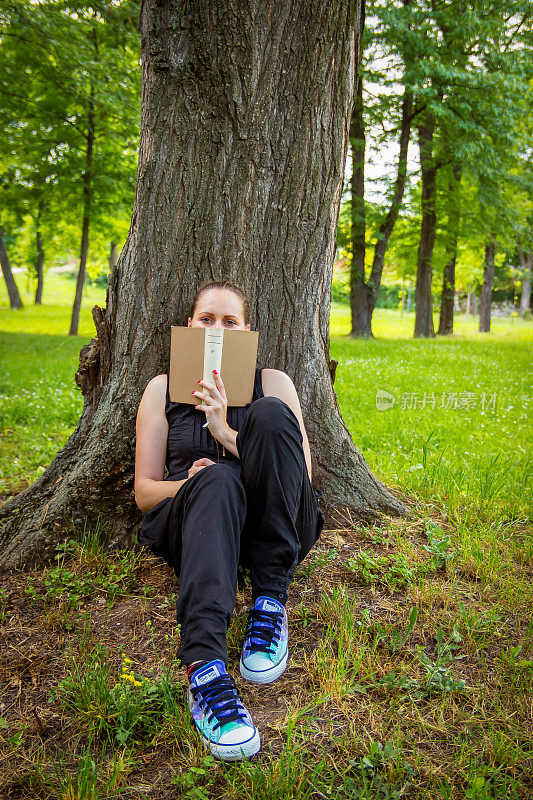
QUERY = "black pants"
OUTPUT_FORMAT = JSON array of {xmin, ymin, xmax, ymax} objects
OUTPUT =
[{"xmin": 162, "ymin": 396, "xmax": 324, "ymax": 666}]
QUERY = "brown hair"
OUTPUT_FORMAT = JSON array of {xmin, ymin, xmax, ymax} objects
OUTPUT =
[{"xmin": 189, "ymin": 280, "xmax": 250, "ymax": 325}]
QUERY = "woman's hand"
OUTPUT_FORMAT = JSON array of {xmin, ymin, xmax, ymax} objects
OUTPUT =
[
  {"xmin": 188, "ymin": 457, "xmax": 215, "ymax": 479},
  {"xmin": 192, "ymin": 370, "xmax": 232, "ymax": 443}
]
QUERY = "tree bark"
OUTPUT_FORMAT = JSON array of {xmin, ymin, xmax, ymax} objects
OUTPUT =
[
  {"xmin": 438, "ymin": 166, "xmax": 461, "ymax": 335},
  {"xmin": 518, "ymin": 244, "xmax": 532, "ymax": 316},
  {"xmin": 0, "ymin": 0, "xmax": 408, "ymax": 570},
  {"xmin": 69, "ymin": 80, "xmax": 95, "ymax": 337},
  {"xmin": 109, "ymin": 241, "xmax": 118, "ymax": 273},
  {"xmin": 479, "ymin": 240, "xmax": 496, "ymax": 332},
  {"xmin": 0, "ymin": 227, "xmax": 23, "ymax": 309},
  {"xmin": 414, "ymin": 114, "xmax": 436, "ymax": 338},
  {"xmin": 34, "ymin": 204, "xmax": 44, "ymax": 305}
]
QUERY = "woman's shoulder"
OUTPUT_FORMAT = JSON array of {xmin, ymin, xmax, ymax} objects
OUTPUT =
[
  {"xmin": 144, "ymin": 373, "xmax": 168, "ymax": 395},
  {"xmin": 260, "ymin": 368, "xmax": 295, "ymax": 394},
  {"xmin": 138, "ymin": 373, "xmax": 167, "ymax": 412}
]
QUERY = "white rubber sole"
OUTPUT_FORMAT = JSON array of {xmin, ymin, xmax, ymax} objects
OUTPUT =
[
  {"xmin": 239, "ymin": 648, "xmax": 288, "ymax": 684},
  {"xmin": 199, "ymin": 726, "xmax": 261, "ymax": 761}
]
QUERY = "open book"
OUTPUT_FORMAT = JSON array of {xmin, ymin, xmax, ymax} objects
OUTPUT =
[{"xmin": 169, "ymin": 327, "xmax": 259, "ymax": 406}]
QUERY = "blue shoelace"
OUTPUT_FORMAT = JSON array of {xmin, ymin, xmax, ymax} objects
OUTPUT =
[
  {"xmin": 246, "ymin": 608, "xmax": 283, "ymax": 655},
  {"xmin": 190, "ymin": 674, "xmax": 247, "ymax": 731}
]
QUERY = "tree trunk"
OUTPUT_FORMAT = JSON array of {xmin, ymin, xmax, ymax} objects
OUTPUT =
[
  {"xmin": 350, "ymin": 82, "xmax": 412, "ymax": 338},
  {"xmin": 479, "ymin": 240, "xmax": 496, "ymax": 332},
  {"xmin": 518, "ymin": 245, "xmax": 532, "ymax": 317},
  {"xmin": 109, "ymin": 241, "xmax": 118, "ymax": 272},
  {"xmin": 368, "ymin": 87, "xmax": 412, "ymax": 316},
  {"xmin": 414, "ymin": 114, "xmax": 436, "ymax": 338},
  {"xmin": 438, "ymin": 166, "xmax": 461, "ymax": 335},
  {"xmin": 34, "ymin": 204, "xmax": 44, "ymax": 305},
  {"xmin": 438, "ymin": 255, "xmax": 456, "ymax": 334},
  {"xmin": 349, "ymin": 75, "xmax": 373, "ymax": 338},
  {"xmin": 69, "ymin": 81, "xmax": 95, "ymax": 336},
  {"xmin": 0, "ymin": 0, "xmax": 407, "ymax": 570},
  {"xmin": 0, "ymin": 227, "xmax": 23, "ymax": 309},
  {"xmin": 466, "ymin": 288, "xmax": 477, "ymax": 316}
]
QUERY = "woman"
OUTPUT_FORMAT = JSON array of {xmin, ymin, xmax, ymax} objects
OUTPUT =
[{"xmin": 135, "ymin": 280, "xmax": 325, "ymax": 761}]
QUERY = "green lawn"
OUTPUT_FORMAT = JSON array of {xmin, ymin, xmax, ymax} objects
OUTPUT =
[
  {"xmin": 331, "ymin": 305, "xmax": 532, "ymax": 528},
  {"xmin": 0, "ymin": 276, "xmax": 532, "ymax": 799}
]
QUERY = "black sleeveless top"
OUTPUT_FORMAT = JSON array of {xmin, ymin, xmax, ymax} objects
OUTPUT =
[{"xmin": 164, "ymin": 366, "xmax": 265, "ymax": 480}]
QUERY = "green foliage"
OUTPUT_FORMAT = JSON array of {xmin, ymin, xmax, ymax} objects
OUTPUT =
[
  {"xmin": 54, "ymin": 648, "xmax": 185, "ymax": 746},
  {"xmin": 342, "ymin": 0, "xmax": 533, "ymax": 321},
  {"xmin": 50, "ymin": 740, "xmax": 134, "ymax": 800},
  {"xmin": 0, "ymin": 1, "xmax": 139, "ymax": 286},
  {"xmin": 497, "ymin": 645, "xmax": 533, "ymax": 692},
  {"xmin": 331, "ymin": 740, "xmax": 416, "ymax": 799},
  {"xmin": 347, "ymin": 551, "xmax": 418, "ymax": 590},
  {"xmin": 346, "ymin": 527, "xmax": 456, "ymax": 588},
  {"xmin": 422, "ymin": 523, "xmax": 457, "ymax": 570},
  {"xmin": 25, "ymin": 533, "xmax": 141, "ymax": 612},
  {"xmin": 379, "ymin": 626, "xmax": 466, "ymax": 700},
  {"xmin": 295, "ymin": 547, "xmax": 339, "ymax": 578},
  {"xmin": 170, "ymin": 756, "xmax": 218, "ymax": 800},
  {"xmin": 365, "ymin": 606, "xmax": 419, "ymax": 654},
  {"xmin": 414, "ymin": 627, "xmax": 466, "ymax": 694}
]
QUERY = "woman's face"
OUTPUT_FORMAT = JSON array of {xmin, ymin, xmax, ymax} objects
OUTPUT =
[{"xmin": 188, "ymin": 288, "xmax": 250, "ymax": 330}]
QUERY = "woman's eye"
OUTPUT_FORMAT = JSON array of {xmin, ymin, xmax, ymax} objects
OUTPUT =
[{"xmin": 225, "ymin": 320, "xmax": 236, "ymax": 326}]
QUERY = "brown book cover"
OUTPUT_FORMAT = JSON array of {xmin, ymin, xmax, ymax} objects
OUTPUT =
[{"xmin": 169, "ymin": 327, "xmax": 259, "ymax": 406}]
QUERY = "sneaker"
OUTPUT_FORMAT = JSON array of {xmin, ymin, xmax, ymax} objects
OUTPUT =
[
  {"xmin": 239, "ymin": 596, "xmax": 289, "ymax": 684},
  {"xmin": 187, "ymin": 659, "xmax": 260, "ymax": 761}
]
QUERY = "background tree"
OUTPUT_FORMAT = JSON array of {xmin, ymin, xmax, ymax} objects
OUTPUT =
[
  {"xmin": 437, "ymin": 163, "xmax": 462, "ymax": 334},
  {"xmin": 0, "ymin": 0, "xmax": 139, "ymax": 323},
  {"xmin": 0, "ymin": 0, "xmax": 408, "ymax": 569},
  {"xmin": 349, "ymin": 0, "xmax": 415, "ymax": 338},
  {"xmin": 348, "ymin": 0, "xmax": 533, "ymax": 338},
  {"xmin": 0, "ymin": 223, "xmax": 23, "ymax": 308}
]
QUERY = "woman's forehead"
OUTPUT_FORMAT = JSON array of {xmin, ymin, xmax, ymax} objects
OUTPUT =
[{"xmin": 195, "ymin": 288, "xmax": 244, "ymax": 315}]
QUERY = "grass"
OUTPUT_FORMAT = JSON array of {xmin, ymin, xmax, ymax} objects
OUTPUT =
[{"xmin": 0, "ymin": 277, "xmax": 532, "ymax": 798}]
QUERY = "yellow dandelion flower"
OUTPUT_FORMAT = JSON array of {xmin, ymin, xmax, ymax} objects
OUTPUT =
[
  {"xmin": 122, "ymin": 657, "xmax": 132, "ymax": 664},
  {"xmin": 134, "ymin": 680, "xmax": 142, "ymax": 687}
]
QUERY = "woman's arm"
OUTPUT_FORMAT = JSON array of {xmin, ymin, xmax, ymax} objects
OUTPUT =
[
  {"xmin": 134, "ymin": 375, "xmax": 188, "ymax": 514},
  {"xmin": 261, "ymin": 369, "xmax": 313, "ymax": 481}
]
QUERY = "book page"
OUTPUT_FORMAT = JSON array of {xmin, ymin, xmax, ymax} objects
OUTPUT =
[{"xmin": 203, "ymin": 328, "xmax": 223, "ymax": 383}]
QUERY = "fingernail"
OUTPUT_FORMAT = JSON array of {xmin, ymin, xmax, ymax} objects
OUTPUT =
[
  {"xmin": 197, "ymin": 379, "xmax": 201, "ymax": 383},
  {"xmin": 213, "ymin": 369, "xmax": 218, "ymax": 375},
  {"xmin": 191, "ymin": 391, "xmax": 195, "ymax": 395}
]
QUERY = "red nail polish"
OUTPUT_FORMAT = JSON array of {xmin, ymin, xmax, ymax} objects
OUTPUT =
[
  {"xmin": 213, "ymin": 369, "xmax": 218, "ymax": 375},
  {"xmin": 191, "ymin": 391, "xmax": 195, "ymax": 395},
  {"xmin": 197, "ymin": 379, "xmax": 201, "ymax": 383}
]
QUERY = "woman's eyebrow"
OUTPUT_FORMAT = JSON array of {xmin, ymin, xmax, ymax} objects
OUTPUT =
[{"xmin": 198, "ymin": 310, "xmax": 238, "ymax": 319}]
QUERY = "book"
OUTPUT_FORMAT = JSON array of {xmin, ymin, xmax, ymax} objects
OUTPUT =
[{"xmin": 169, "ymin": 327, "xmax": 259, "ymax": 406}]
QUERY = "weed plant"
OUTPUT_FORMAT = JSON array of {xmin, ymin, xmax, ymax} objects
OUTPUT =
[{"xmin": 54, "ymin": 648, "xmax": 186, "ymax": 746}]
